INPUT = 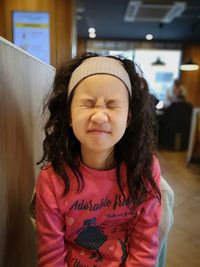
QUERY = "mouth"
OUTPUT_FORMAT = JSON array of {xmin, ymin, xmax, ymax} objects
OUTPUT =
[{"xmin": 87, "ymin": 129, "xmax": 111, "ymax": 134}]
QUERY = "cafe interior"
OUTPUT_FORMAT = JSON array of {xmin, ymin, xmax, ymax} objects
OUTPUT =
[{"xmin": 0, "ymin": 0, "xmax": 200, "ymax": 266}]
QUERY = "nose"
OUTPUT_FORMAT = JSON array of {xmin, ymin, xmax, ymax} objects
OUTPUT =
[{"xmin": 90, "ymin": 108, "xmax": 109, "ymax": 124}]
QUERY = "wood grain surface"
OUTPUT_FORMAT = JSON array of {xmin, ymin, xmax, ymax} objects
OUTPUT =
[{"xmin": 0, "ymin": 37, "xmax": 55, "ymax": 267}]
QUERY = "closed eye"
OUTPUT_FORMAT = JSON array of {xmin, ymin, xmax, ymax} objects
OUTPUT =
[
  {"xmin": 79, "ymin": 99, "xmax": 95, "ymax": 108},
  {"xmin": 106, "ymin": 100, "xmax": 122, "ymax": 108}
]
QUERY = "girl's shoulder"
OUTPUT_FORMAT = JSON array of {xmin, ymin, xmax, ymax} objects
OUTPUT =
[
  {"xmin": 152, "ymin": 155, "xmax": 160, "ymax": 171},
  {"xmin": 36, "ymin": 164, "xmax": 64, "ymax": 195},
  {"xmin": 151, "ymin": 155, "xmax": 161, "ymax": 185},
  {"xmin": 36, "ymin": 163, "xmax": 77, "ymax": 195}
]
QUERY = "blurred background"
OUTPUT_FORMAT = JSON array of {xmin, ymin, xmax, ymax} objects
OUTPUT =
[{"xmin": 0, "ymin": 0, "xmax": 200, "ymax": 266}]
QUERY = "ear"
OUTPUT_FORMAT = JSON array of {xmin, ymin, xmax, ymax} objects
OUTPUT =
[
  {"xmin": 67, "ymin": 111, "xmax": 72, "ymax": 127},
  {"xmin": 68, "ymin": 112, "xmax": 72, "ymax": 127},
  {"xmin": 126, "ymin": 112, "xmax": 132, "ymax": 127},
  {"xmin": 69, "ymin": 118, "xmax": 72, "ymax": 127}
]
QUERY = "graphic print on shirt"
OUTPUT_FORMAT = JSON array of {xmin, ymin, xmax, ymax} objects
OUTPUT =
[
  {"xmin": 75, "ymin": 217, "xmax": 108, "ymax": 262},
  {"xmin": 70, "ymin": 192, "xmax": 139, "ymax": 265},
  {"xmin": 118, "ymin": 239, "xmax": 128, "ymax": 263}
]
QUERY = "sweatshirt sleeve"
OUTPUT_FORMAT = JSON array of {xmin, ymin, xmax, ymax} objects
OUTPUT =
[
  {"xmin": 35, "ymin": 168, "xmax": 67, "ymax": 267},
  {"xmin": 124, "ymin": 157, "xmax": 161, "ymax": 267}
]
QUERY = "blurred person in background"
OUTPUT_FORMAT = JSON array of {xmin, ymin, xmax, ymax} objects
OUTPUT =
[
  {"xmin": 159, "ymin": 79, "xmax": 192, "ymax": 150},
  {"xmin": 165, "ymin": 78, "xmax": 187, "ymax": 106}
]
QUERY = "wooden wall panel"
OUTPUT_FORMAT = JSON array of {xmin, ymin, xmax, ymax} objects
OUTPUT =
[
  {"xmin": 181, "ymin": 45, "xmax": 200, "ymax": 106},
  {"xmin": 0, "ymin": 0, "xmax": 5, "ymax": 36},
  {"xmin": 77, "ymin": 38, "xmax": 86, "ymax": 56},
  {"xmin": 0, "ymin": 37, "xmax": 55, "ymax": 267},
  {"xmin": 0, "ymin": 0, "xmax": 76, "ymax": 67},
  {"xmin": 55, "ymin": 0, "xmax": 75, "ymax": 64}
]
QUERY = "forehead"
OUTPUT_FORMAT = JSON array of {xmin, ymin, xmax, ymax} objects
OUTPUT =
[{"xmin": 72, "ymin": 74, "xmax": 129, "ymax": 98}]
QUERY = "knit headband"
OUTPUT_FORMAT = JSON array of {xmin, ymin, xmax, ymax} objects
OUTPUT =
[{"xmin": 68, "ymin": 56, "xmax": 132, "ymax": 97}]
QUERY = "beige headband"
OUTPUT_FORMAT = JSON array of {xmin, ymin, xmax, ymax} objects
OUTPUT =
[{"xmin": 68, "ymin": 56, "xmax": 132, "ymax": 96}]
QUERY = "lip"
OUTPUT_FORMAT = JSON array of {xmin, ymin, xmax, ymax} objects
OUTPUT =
[{"xmin": 87, "ymin": 129, "xmax": 111, "ymax": 134}]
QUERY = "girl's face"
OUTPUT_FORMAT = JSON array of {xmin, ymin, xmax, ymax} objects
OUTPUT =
[{"xmin": 70, "ymin": 74, "xmax": 129, "ymax": 165}]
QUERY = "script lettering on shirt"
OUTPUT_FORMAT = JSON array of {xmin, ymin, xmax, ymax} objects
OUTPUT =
[
  {"xmin": 70, "ymin": 194, "xmax": 134, "ymax": 212},
  {"xmin": 113, "ymin": 194, "xmax": 134, "ymax": 210},
  {"xmin": 70, "ymin": 196, "xmax": 112, "ymax": 211}
]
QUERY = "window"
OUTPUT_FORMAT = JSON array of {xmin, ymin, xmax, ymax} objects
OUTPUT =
[{"xmin": 134, "ymin": 49, "xmax": 181, "ymax": 102}]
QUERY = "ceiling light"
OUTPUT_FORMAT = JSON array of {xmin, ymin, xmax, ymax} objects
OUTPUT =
[
  {"xmin": 146, "ymin": 34, "xmax": 153, "ymax": 40},
  {"xmin": 180, "ymin": 59, "xmax": 199, "ymax": 71},
  {"xmin": 124, "ymin": 1, "xmax": 141, "ymax": 22},
  {"xmin": 162, "ymin": 2, "xmax": 187, "ymax": 23},
  {"xmin": 151, "ymin": 57, "xmax": 165, "ymax": 66},
  {"xmin": 88, "ymin": 27, "xmax": 96, "ymax": 34},
  {"xmin": 89, "ymin": 32, "xmax": 96, "ymax": 39}
]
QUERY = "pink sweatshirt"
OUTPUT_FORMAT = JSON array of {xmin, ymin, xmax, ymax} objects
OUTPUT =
[{"xmin": 35, "ymin": 158, "xmax": 161, "ymax": 267}]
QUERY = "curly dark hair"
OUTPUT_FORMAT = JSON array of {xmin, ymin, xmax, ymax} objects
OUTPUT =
[{"xmin": 38, "ymin": 52, "xmax": 161, "ymax": 206}]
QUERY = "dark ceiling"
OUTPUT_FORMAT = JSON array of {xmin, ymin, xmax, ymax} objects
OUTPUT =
[{"xmin": 76, "ymin": 0, "xmax": 200, "ymax": 43}]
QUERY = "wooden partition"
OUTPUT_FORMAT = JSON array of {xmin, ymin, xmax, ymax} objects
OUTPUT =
[{"xmin": 0, "ymin": 37, "xmax": 55, "ymax": 267}]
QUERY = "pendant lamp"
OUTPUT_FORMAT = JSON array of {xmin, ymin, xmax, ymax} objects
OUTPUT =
[
  {"xmin": 180, "ymin": 59, "xmax": 199, "ymax": 71},
  {"xmin": 151, "ymin": 57, "xmax": 165, "ymax": 66}
]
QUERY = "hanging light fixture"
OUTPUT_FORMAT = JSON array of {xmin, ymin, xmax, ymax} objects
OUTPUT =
[
  {"xmin": 151, "ymin": 57, "xmax": 165, "ymax": 66},
  {"xmin": 180, "ymin": 59, "xmax": 199, "ymax": 71}
]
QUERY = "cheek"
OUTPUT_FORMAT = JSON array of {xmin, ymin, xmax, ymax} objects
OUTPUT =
[
  {"xmin": 70, "ymin": 120, "xmax": 82, "ymax": 142},
  {"xmin": 70, "ymin": 113, "xmax": 79, "ymax": 131},
  {"xmin": 71, "ymin": 110, "xmax": 87, "ymax": 124},
  {"xmin": 115, "ymin": 113, "xmax": 129, "ymax": 134},
  {"xmin": 70, "ymin": 110, "xmax": 88, "ymax": 137}
]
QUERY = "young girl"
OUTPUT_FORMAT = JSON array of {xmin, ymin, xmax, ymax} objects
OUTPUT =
[{"xmin": 35, "ymin": 53, "xmax": 161, "ymax": 267}]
